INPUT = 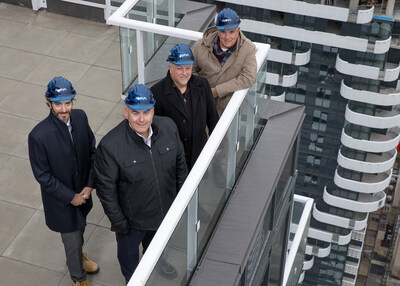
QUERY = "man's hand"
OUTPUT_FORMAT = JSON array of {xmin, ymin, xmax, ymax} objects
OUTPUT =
[
  {"xmin": 80, "ymin": 186, "xmax": 93, "ymax": 200},
  {"xmin": 211, "ymin": 87, "xmax": 218, "ymax": 98},
  {"xmin": 111, "ymin": 219, "xmax": 130, "ymax": 234},
  {"xmin": 71, "ymin": 193, "xmax": 86, "ymax": 206}
]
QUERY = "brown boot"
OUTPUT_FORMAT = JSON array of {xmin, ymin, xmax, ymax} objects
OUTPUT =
[
  {"xmin": 73, "ymin": 280, "xmax": 89, "ymax": 286},
  {"xmin": 82, "ymin": 253, "xmax": 99, "ymax": 274}
]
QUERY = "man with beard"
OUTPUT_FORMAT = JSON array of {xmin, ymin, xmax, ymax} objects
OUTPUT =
[{"xmin": 28, "ymin": 76, "xmax": 99, "ymax": 286}]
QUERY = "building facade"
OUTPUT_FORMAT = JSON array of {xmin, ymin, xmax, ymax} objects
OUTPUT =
[{"xmin": 196, "ymin": 1, "xmax": 400, "ymax": 285}]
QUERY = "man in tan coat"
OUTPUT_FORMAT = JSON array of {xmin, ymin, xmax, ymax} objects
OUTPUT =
[{"xmin": 192, "ymin": 8, "xmax": 257, "ymax": 115}]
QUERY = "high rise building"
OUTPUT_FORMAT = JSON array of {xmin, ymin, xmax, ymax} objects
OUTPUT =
[{"xmin": 195, "ymin": 1, "xmax": 400, "ymax": 285}]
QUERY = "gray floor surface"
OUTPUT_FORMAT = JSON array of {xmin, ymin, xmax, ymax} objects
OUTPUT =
[{"xmin": 0, "ymin": 3, "xmax": 128, "ymax": 285}]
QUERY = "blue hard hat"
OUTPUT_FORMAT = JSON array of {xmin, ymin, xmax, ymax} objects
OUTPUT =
[
  {"xmin": 125, "ymin": 84, "xmax": 156, "ymax": 111},
  {"xmin": 45, "ymin": 76, "xmax": 76, "ymax": 102},
  {"xmin": 216, "ymin": 8, "xmax": 241, "ymax": 30},
  {"xmin": 167, "ymin": 44, "xmax": 195, "ymax": 65}
]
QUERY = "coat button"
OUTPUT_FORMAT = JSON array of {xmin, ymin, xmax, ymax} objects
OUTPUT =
[
  {"xmin": 184, "ymin": 138, "xmax": 187, "ymax": 142},
  {"xmin": 183, "ymin": 119, "xmax": 186, "ymax": 123},
  {"xmin": 133, "ymin": 160, "xmax": 136, "ymax": 163},
  {"xmin": 166, "ymin": 147, "xmax": 170, "ymax": 151}
]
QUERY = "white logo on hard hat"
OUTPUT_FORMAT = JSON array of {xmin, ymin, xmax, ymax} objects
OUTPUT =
[
  {"xmin": 221, "ymin": 19, "xmax": 231, "ymax": 23},
  {"xmin": 136, "ymin": 96, "xmax": 147, "ymax": 101},
  {"xmin": 179, "ymin": 53, "xmax": 190, "ymax": 58},
  {"xmin": 55, "ymin": 88, "xmax": 67, "ymax": 92}
]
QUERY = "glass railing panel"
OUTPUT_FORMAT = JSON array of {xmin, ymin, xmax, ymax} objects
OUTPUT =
[
  {"xmin": 197, "ymin": 117, "xmax": 237, "ymax": 256},
  {"xmin": 120, "ymin": 27, "xmax": 138, "ymax": 93},
  {"xmin": 145, "ymin": 201, "xmax": 190, "ymax": 286}
]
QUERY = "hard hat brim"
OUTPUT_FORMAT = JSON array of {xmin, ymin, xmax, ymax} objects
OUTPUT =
[
  {"xmin": 126, "ymin": 104, "xmax": 154, "ymax": 111},
  {"xmin": 216, "ymin": 23, "xmax": 239, "ymax": 30},
  {"xmin": 171, "ymin": 60, "xmax": 194, "ymax": 66},
  {"xmin": 47, "ymin": 95, "xmax": 75, "ymax": 102}
]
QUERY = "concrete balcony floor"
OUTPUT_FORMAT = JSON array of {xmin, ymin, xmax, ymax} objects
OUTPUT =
[{"xmin": 0, "ymin": 3, "xmax": 128, "ymax": 285}]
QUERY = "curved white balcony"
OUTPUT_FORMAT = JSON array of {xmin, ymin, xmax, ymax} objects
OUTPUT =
[
  {"xmin": 267, "ymin": 48, "xmax": 311, "ymax": 66},
  {"xmin": 341, "ymin": 126, "xmax": 400, "ymax": 153},
  {"xmin": 334, "ymin": 168, "xmax": 392, "ymax": 193},
  {"xmin": 340, "ymin": 80, "xmax": 400, "ymax": 106},
  {"xmin": 294, "ymin": 49, "xmax": 311, "ymax": 66},
  {"xmin": 356, "ymin": 7, "xmax": 374, "ymax": 24},
  {"xmin": 382, "ymin": 62, "xmax": 400, "ymax": 82},
  {"xmin": 308, "ymin": 227, "xmax": 352, "ymax": 245},
  {"xmin": 303, "ymin": 255, "xmax": 314, "ymax": 271},
  {"xmin": 345, "ymin": 104, "xmax": 400, "ymax": 129},
  {"xmin": 336, "ymin": 53, "xmax": 399, "ymax": 80},
  {"xmin": 336, "ymin": 54, "xmax": 379, "ymax": 79},
  {"xmin": 323, "ymin": 186, "xmax": 386, "ymax": 212},
  {"xmin": 265, "ymin": 71, "xmax": 298, "ymax": 87},
  {"xmin": 271, "ymin": 91, "xmax": 285, "ymax": 102},
  {"xmin": 372, "ymin": 36, "xmax": 392, "ymax": 54},
  {"xmin": 337, "ymin": 147, "xmax": 397, "ymax": 174},
  {"xmin": 313, "ymin": 203, "xmax": 367, "ymax": 231},
  {"xmin": 305, "ymin": 243, "xmax": 331, "ymax": 258}
]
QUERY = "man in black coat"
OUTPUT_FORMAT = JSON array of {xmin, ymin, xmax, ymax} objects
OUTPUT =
[
  {"xmin": 94, "ymin": 84, "xmax": 188, "ymax": 283},
  {"xmin": 28, "ymin": 77, "xmax": 99, "ymax": 286},
  {"xmin": 150, "ymin": 44, "xmax": 219, "ymax": 170}
]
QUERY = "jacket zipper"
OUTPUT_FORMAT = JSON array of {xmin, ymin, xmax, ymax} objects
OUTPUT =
[{"xmin": 149, "ymin": 149, "xmax": 165, "ymax": 218}]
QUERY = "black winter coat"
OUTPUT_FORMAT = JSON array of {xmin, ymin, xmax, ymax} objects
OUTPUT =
[
  {"xmin": 28, "ymin": 110, "xmax": 95, "ymax": 233},
  {"xmin": 94, "ymin": 116, "xmax": 188, "ymax": 231},
  {"xmin": 151, "ymin": 72, "xmax": 219, "ymax": 169}
]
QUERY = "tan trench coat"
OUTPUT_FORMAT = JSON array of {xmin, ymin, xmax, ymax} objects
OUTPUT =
[{"xmin": 192, "ymin": 26, "xmax": 257, "ymax": 115}]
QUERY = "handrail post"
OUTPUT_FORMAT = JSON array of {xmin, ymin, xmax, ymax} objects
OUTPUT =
[
  {"xmin": 187, "ymin": 188, "xmax": 199, "ymax": 280},
  {"xmin": 136, "ymin": 29, "xmax": 145, "ymax": 84}
]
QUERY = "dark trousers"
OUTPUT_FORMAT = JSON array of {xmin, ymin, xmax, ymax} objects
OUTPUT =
[
  {"xmin": 61, "ymin": 228, "xmax": 86, "ymax": 282},
  {"xmin": 116, "ymin": 228, "xmax": 156, "ymax": 283}
]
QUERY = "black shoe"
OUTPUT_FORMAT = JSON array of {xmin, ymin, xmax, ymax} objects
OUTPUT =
[{"xmin": 157, "ymin": 258, "xmax": 177, "ymax": 280}]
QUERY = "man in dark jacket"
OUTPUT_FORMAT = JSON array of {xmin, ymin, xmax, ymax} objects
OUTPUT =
[
  {"xmin": 94, "ymin": 84, "xmax": 188, "ymax": 283},
  {"xmin": 151, "ymin": 44, "xmax": 219, "ymax": 170},
  {"xmin": 28, "ymin": 77, "xmax": 99, "ymax": 286}
]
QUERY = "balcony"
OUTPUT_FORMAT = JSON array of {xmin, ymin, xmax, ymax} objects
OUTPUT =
[
  {"xmin": 305, "ymin": 243, "xmax": 331, "ymax": 258},
  {"xmin": 265, "ymin": 70, "xmax": 298, "ymax": 87},
  {"xmin": 303, "ymin": 255, "xmax": 314, "ymax": 271},
  {"xmin": 337, "ymin": 146, "xmax": 397, "ymax": 173},
  {"xmin": 238, "ymin": 0, "xmax": 373, "ymax": 23},
  {"xmin": 334, "ymin": 166, "xmax": 392, "ymax": 193},
  {"xmin": 336, "ymin": 53, "xmax": 399, "ymax": 80},
  {"xmin": 267, "ymin": 47, "xmax": 311, "ymax": 66},
  {"xmin": 323, "ymin": 183, "xmax": 386, "ymax": 212},
  {"xmin": 308, "ymin": 226, "xmax": 352, "ymax": 245},
  {"xmin": 344, "ymin": 260, "xmax": 359, "ymax": 276},
  {"xmin": 342, "ymin": 275, "xmax": 356, "ymax": 286},
  {"xmin": 340, "ymin": 80, "xmax": 400, "ymax": 106},
  {"xmin": 313, "ymin": 199, "xmax": 368, "ymax": 230},
  {"xmin": 345, "ymin": 102, "xmax": 400, "ymax": 129},
  {"xmin": 240, "ymin": 19, "xmax": 371, "ymax": 53},
  {"xmin": 348, "ymin": 243, "xmax": 362, "ymax": 260},
  {"xmin": 341, "ymin": 124, "xmax": 400, "ymax": 153}
]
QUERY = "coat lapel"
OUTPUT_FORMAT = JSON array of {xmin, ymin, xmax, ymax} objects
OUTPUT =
[{"xmin": 165, "ymin": 75, "xmax": 188, "ymax": 118}]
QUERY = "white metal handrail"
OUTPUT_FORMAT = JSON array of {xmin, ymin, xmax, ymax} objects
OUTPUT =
[{"xmin": 283, "ymin": 195, "xmax": 314, "ymax": 286}]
